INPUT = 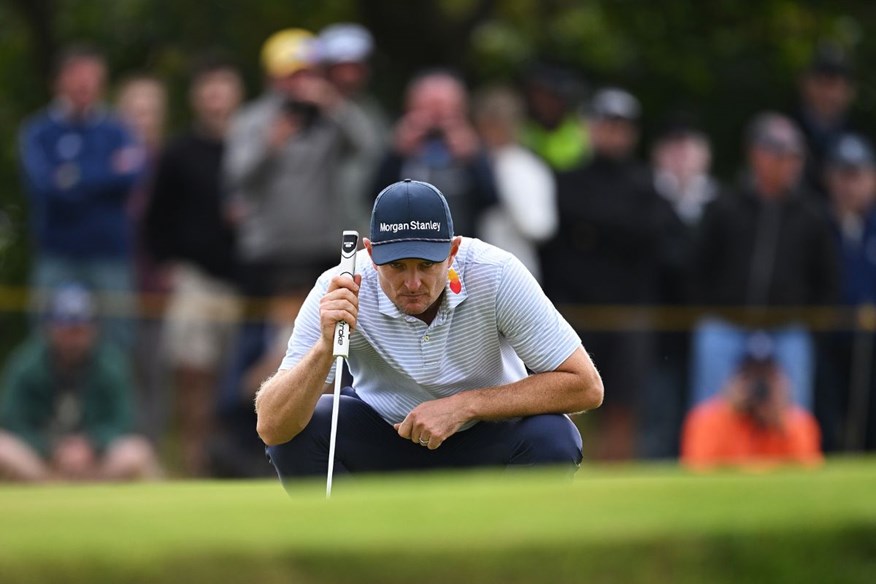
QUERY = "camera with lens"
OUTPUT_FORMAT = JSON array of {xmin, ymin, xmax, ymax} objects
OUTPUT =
[{"xmin": 282, "ymin": 99, "xmax": 320, "ymax": 132}]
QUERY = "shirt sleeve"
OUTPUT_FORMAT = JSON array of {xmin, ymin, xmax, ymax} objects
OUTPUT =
[
  {"xmin": 494, "ymin": 253, "xmax": 581, "ymax": 372},
  {"xmin": 279, "ymin": 273, "xmax": 338, "ymax": 383}
]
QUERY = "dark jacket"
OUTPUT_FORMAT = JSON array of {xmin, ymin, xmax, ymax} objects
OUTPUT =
[
  {"xmin": 541, "ymin": 155, "xmax": 674, "ymax": 305},
  {"xmin": 693, "ymin": 185, "xmax": 839, "ymax": 322},
  {"xmin": 832, "ymin": 207, "xmax": 876, "ymax": 306},
  {"xmin": 145, "ymin": 130, "xmax": 237, "ymax": 281}
]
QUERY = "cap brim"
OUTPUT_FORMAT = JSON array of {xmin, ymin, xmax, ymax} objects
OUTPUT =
[{"xmin": 370, "ymin": 240, "xmax": 451, "ymax": 265}]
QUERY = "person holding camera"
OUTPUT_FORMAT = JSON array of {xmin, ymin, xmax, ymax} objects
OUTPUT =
[
  {"xmin": 224, "ymin": 28, "xmax": 379, "ymax": 310},
  {"xmin": 680, "ymin": 333, "xmax": 823, "ymax": 469},
  {"xmin": 370, "ymin": 70, "xmax": 497, "ymax": 240}
]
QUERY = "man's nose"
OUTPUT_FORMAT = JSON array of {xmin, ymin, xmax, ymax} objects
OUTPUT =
[{"xmin": 402, "ymin": 269, "xmax": 422, "ymax": 290}]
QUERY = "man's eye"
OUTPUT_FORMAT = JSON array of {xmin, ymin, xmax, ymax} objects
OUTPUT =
[
  {"xmin": 390, "ymin": 262, "xmax": 404, "ymax": 270},
  {"xmin": 421, "ymin": 261, "xmax": 436, "ymax": 269}
]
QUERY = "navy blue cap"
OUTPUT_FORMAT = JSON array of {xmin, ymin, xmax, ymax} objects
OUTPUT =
[
  {"xmin": 369, "ymin": 179, "xmax": 454, "ymax": 265},
  {"xmin": 827, "ymin": 134, "xmax": 875, "ymax": 169},
  {"xmin": 741, "ymin": 331, "xmax": 775, "ymax": 366},
  {"xmin": 45, "ymin": 282, "xmax": 96, "ymax": 325}
]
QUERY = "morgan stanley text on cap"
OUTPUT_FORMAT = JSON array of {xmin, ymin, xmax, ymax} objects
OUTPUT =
[{"xmin": 369, "ymin": 179, "xmax": 454, "ymax": 265}]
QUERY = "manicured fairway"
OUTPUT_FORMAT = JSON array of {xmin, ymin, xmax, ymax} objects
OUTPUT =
[{"xmin": 1, "ymin": 460, "xmax": 874, "ymax": 583}]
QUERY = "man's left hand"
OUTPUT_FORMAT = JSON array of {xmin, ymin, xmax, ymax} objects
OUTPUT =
[{"xmin": 394, "ymin": 394, "xmax": 471, "ymax": 450}]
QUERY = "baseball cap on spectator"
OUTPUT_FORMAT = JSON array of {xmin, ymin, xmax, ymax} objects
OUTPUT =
[
  {"xmin": 45, "ymin": 282, "xmax": 96, "ymax": 325},
  {"xmin": 741, "ymin": 331, "xmax": 776, "ymax": 366},
  {"xmin": 319, "ymin": 23, "xmax": 374, "ymax": 64},
  {"xmin": 261, "ymin": 28, "xmax": 317, "ymax": 78},
  {"xmin": 746, "ymin": 112, "xmax": 805, "ymax": 156},
  {"xmin": 826, "ymin": 134, "xmax": 875, "ymax": 169},
  {"xmin": 655, "ymin": 111, "xmax": 707, "ymax": 142},
  {"xmin": 807, "ymin": 43, "xmax": 855, "ymax": 79},
  {"xmin": 369, "ymin": 179, "xmax": 454, "ymax": 265},
  {"xmin": 590, "ymin": 87, "xmax": 641, "ymax": 121}
]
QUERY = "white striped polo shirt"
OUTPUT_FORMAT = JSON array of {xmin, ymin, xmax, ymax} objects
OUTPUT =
[{"xmin": 280, "ymin": 237, "xmax": 582, "ymax": 427}]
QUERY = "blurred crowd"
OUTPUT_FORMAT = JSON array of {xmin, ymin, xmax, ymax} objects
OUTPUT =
[{"xmin": 1, "ymin": 23, "xmax": 875, "ymax": 482}]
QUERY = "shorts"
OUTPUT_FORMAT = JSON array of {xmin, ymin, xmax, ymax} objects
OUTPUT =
[{"xmin": 163, "ymin": 263, "xmax": 242, "ymax": 369}]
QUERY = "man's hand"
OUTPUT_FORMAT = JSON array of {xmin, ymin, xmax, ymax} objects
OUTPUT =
[
  {"xmin": 394, "ymin": 394, "xmax": 472, "ymax": 450},
  {"xmin": 267, "ymin": 113, "xmax": 300, "ymax": 150},
  {"xmin": 318, "ymin": 273, "xmax": 362, "ymax": 347}
]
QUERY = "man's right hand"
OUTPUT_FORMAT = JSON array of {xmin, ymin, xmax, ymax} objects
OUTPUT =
[
  {"xmin": 267, "ymin": 113, "xmax": 300, "ymax": 150},
  {"xmin": 318, "ymin": 273, "xmax": 362, "ymax": 348}
]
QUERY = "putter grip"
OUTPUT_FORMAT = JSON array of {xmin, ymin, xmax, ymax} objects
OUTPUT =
[{"xmin": 333, "ymin": 230, "xmax": 359, "ymax": 358}]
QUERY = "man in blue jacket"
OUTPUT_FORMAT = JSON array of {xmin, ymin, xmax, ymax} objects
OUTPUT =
[{"xmin": 18, "ymin": 44, "xmax": 145, "ymax": 349}]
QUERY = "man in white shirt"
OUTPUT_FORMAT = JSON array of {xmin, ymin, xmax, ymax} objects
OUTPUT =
[{"xmin": 255, "ymin": 179, "xmax": 603, "ymax": 485}]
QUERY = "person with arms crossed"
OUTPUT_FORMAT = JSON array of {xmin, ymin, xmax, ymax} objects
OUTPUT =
[{"xmin": 256, "ymin": 179, "xmax": 603, "ymax": 486}]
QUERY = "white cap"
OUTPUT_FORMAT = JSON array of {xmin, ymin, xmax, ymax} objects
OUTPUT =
[{"xmin": 319, "ymin": 23, "xmax": 374, "ymax": 64}]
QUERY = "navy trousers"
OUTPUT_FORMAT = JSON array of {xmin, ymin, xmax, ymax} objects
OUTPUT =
[{"xmin": 266, "ymin": 388, "xmax": 583, "ymax": 487}]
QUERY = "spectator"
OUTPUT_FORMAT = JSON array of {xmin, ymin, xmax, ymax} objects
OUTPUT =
[
  {"xmin": 639, "ymin": 117, "xmax": 719, "ymax": 459},
  {"xmin": 520, "ymin": 63, "xmax": 589, "ymax": 172},
  {"xmin": 472, "ymin": 85, "xmax": 557, "ymax": 281},
  {"xmin": 18, "ymin": 44, "xmax": 146, "ymax": 349},
  {"xmin": 371, "ymin": 70, "xmax": 497, "ymax": 239},
  {"xmin": 210, "ymin": 303, "xmax": 290, "ymax": 478},
  {"xmin": 0, "ymin": 283, "xmax": 160, "ymax": 482},
  {"xmin": 145, "ymin": 55, "xmax": 245, "ymax": 475},
  {"xmin": 818, "ymin": 134, "xmax": 876, "ymax": 452},
  {"xmin": 541, "ymin": 87, "xmax": 671, "ymax": 460},
  {"xmin": 221, "ymin": 29, "xmax": 376, "ymax": 473},
  {"xmin": 791, "ymin": 43, "xmax": 859, "ymax": 197},
  {"xmin": 690, "ymin": 112, "xmax": 839, "ymax": 412},
  {"xmin": 224, "ymin": 27, "xmax": 377, "ymax": 314},
  {"xmin": 115, "ymin": 73, "xmax": 171, "ymax": 451},
  {"xmin": 681, "ymin": 333, "xmax": 822, "ymax": 470},
  {"xmin": 319, "ymin": 22, "xmax": 389, "ymax": 235}
]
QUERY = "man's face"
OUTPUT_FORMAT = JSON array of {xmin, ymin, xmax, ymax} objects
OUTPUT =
[
  {"xmin": 589, "ymin": 117, "xmax": 638, "ymax": 160},
  {"xmin": 827, "ymin": 165, "xmax": 876, "ymax": 214},
  {"xmin": 365, "ymin": 237, "xmax": 461, "ymax": 317},
  {"xmin": 48, "ymin": 322, "xmax": 97, "ymax": 367},
  {"xmin": 56, "ymin": 57, "xmax": 106, "ymax": 114},
  {"xmin": 191, "ymin": 70, "xmax": 243, "ymax": 127},
  {"xmin": 272, "ymin": 67, "xmax": 320, "ymax": 99},
  {"xmin": 802, "ymin": 72, "xmax": 855, "ymax": 122},
  {"xmin": 406, "ymin": 76, "xmax": 468, "ymax": 127},
  {"xmin": 327, "ymin": 61, "xmax": 368, "ymax": 97},
  {"xmin": 749, "ymin": 146, "xmax": 804, "ymax": 197}
]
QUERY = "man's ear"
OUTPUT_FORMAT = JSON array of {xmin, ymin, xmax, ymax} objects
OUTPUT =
[
  {"xmin": 363, "ymin": 238, "xmax": 375, "ymax": 262},
  {"xmin": 447, "ymin": 236, "xmax": 462, "ymax": 263}
]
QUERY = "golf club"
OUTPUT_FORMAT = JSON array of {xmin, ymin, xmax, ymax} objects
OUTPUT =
[{"xmin": 327, "ymin": 230, "xmax": 359, "ymax": 498}]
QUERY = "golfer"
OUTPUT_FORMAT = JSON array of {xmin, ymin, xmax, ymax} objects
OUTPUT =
[{"xmin": 256, "ymin": 179, "xmax": 603, "ymax": 485}]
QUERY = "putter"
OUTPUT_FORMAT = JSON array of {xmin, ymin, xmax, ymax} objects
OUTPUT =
[{"xmin": 327, "ymin": 230, "xmax": 359, "ymax": 498}]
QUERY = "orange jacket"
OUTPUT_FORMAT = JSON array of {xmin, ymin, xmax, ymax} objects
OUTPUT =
[{"xmin": 681, "ymin": 398, "xmax": 823, "ymax": 469}]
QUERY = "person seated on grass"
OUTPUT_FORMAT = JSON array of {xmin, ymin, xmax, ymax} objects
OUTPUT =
[
  {"xmin": 681, "ymin": 333, "xmax": 823, "ymax": 470},
  {"xmin": 256, "ymin": 179, "xmax": 603, "ymax": 488},
  {"xmin": 0, "ymin": 283, "xmax": 161, "ymax": 482}
]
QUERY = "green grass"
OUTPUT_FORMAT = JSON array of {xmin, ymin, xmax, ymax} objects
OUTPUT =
[{"xmin": 1, "ymin": 459, "xmax": 875, "ymax": 583}]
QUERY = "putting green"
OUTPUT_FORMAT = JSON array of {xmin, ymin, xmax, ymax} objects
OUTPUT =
[{"xmin": 1, "ymin": 460, "xmax": 874, "ymax": 583}]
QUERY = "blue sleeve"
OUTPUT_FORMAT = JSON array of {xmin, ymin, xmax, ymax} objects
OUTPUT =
[
  {"xmin": 18, "ymin": 117, "xmax": 145, "ymax": 205},
  {"xmin": 77, "ymin": 123, "xmax": 145, "ymax": 200},
  {"xmin": 18, "ymin": 119, "xmax": 57, "ymax": 203}
]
